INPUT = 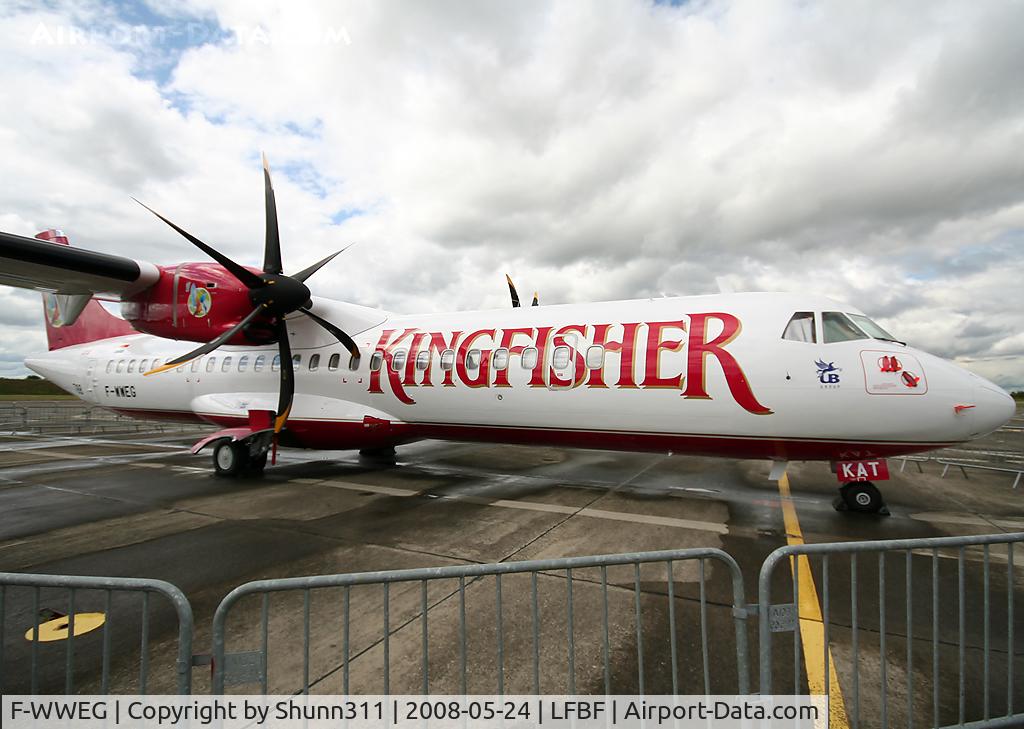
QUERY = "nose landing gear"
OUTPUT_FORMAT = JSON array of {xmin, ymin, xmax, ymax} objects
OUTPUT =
[{"xmin": 834, "ymin": 481, "xmax": 889, "ymax": 515}]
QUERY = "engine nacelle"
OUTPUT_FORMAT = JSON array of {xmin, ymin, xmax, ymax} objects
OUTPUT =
[{"xmin": 121, "ymin": 262, "xmax": 275, "ymax": 344}]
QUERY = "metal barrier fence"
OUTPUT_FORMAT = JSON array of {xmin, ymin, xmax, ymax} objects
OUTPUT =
[
  {"xmin": 898, "ymin": 456, "xmax": 1024, "ymax": 490},
  {"xmin": 211, "ymin": 548, "xmax": 750, "ymax": 695},
  {"xmin": 759, "ymin": 532, "xmax": 1024, "ymax": 729},
  {"xmin": 0, "ymin": 402, "xmax": 211, "ymax": 436},
  {"xmin": 3, "ymin": 533, "xmax": 1022, "ymax": 728},
  {"xmin": 937, "ymin": 460, "xmax": 1024, "ymax": 490},
  {"xmin": 0, "ymin": 572, "xmax": 194, "ymax": 695}
]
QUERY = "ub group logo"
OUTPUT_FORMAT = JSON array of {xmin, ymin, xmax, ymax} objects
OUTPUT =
[{"xmin": 815, "ymin": 359, "xmax": 841, "ymax": 387}]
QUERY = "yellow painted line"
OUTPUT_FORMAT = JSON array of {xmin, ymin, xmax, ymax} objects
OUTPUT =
[{"xmin": 778, "ymin": 473, "xmax": 849, "ymax": 729}]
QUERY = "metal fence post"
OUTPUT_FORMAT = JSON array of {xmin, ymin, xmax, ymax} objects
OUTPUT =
[{"xmin": 0, "ymin": 572, "xmax": 194, "ymax": 694}]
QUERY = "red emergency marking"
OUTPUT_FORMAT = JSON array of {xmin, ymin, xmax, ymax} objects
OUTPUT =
[
  {"xmin": 879, "ymin": 355, "xmax": 902, "ymax": 373},
  {"xmin": 836, "ymin": 459, "xmax": 890, "ymax": 482}
]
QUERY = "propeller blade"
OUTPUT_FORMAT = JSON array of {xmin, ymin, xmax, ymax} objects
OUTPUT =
[
  {"xmin": 262, "ymin": 153, "xmax": 283, "ymax": 275},
  {"xmin": 274, "ymin": 319, "xmax": 294, "ymax": 433},
  {"xmin": 532, "ymin": 292, "xmax": 539, "ymax": 307},
  {"xmin": 132, "ymin": 198, "xmax": 266, "ymax": 290},
  {"xmin": 506, "ymin": 274, "xmax": 521, "ymax": 308},
  {"xmin": 144, "ymin": 306, "xmax": 265, "ymax": 375},
  {"xmin": 301, "ymin": 307, "xmax": 360, "ymax": 360},
  {"xmin": 292, "ymin": 245, "xmax": 351, "ymax": 283}
]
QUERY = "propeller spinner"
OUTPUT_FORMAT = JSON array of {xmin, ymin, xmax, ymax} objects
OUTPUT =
[{"xmin": 139, "ymin": 153, "xmax": 358, "ymax": 435}]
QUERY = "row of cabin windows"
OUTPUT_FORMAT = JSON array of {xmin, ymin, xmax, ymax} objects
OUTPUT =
[
  {"xmin": 781, "ymin": 311, "xmax": 900, "ymax": 345},
  {"xmin": 105, "ymin": 352, "xmax": 361, "ymax": 375},
  {"xmin": 367, "ymin": 345, "xmax": 608, "ymax": 373}
]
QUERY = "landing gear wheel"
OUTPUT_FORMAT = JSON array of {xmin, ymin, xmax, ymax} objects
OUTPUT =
[
  {"xmin": 213, "ymin": 440, "xmax": 246, "ymax": 478},
  {"xmin": 839, "ymin": 481, "xmax": 888, "ymax": 515}
]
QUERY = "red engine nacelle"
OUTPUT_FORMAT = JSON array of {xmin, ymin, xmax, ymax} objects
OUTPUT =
[{"xmin": 121, "ymin": 262, "xmax": 276, "ymax": 344}]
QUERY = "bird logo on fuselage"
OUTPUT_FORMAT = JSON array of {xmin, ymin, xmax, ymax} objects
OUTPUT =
[{"xmin": 815, "ymin": 359, "xmax": 841, "ymax": 385}]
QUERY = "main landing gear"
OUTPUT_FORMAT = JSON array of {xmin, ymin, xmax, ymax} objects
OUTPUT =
[
  {"xmin": 212, "ymin": 440, "xmax": 269, "ymax": 477},
  {"xmin": 834, "ymin": 481, "xmax": 889, "ymax": 515},
  {"xmin": 359, "ymin": 445, "xmax": 397, "ymax": 466}
]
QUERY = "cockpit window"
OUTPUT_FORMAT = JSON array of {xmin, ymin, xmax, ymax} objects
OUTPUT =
[
  {"xmin": 782, "ymin": 312, "xmax": 816, "ymax": 343},
  {"xmin": 822, "ymin": 312, "xmax": 868, "ymax": 343},
  {"xmin": 847, "ymin": 313, "xmax": 901, "ymax": 343}
]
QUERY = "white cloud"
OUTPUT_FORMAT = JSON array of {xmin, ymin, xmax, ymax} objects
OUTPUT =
[{"xmin": 0, "ymin": 0, "xmax": 1022, "ymax": 389}]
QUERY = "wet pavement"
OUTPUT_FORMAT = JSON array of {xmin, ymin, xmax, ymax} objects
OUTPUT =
[{"xmin": 0, "ymin": 402, "xmax": 1021, "ymax": 727}]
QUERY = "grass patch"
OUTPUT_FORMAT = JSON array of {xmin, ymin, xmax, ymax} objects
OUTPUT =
[
  {"xmin": 0, "ymin": 377, "xmax": 68, "ymax": 397},
  {"xmin": 0, "ymin": 394, "xmax": 77, "ymax": 401}
]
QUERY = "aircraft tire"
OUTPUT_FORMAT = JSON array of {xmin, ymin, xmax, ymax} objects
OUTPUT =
[
  {"xmin": 841, "ymin": 481, "xmax": 883, "ymax": 513},
  {"xmin": 213, "ymin": 440, "xmax": 246, "ymax": 478}
]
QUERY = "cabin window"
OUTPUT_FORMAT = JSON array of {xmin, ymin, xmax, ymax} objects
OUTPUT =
[
  {"xmin": 440, "ymin": 349, "xmax": 455, "ymax": 370},
  {"xmin": 585, "ymin": 345, "xmax": 605, "ymax": 369},
  {"xmin": 309, "ymin": 354, "xmax": 320, "ymax": 372},
  {"xmin": 369, "ymin": 351, "xmax": 383, "ymax": 371},
  {"xmin": 552, "ymin": 345, "xmax": 570, "ymax": 370},
  {"xmin": 206, "ymin": 357, "xmax": 216, "ymax": 373},
  {"xmin": 221, "ymin": 356, "xmax": 232, "ymax": 372},
  {"xmin": 492, "ymin": 348, "xmax": 509, "ymax": 370},
  {"xmin": 348, "ymin": 354, "xmax": 361, "ymax": 371},
  {"xmin": 521, "ymin": 347, "xmax": 538, "ymax": 369},
  {"xmin": 238, "ymin": 355, "xmax": 249, "ymax": 372},
  {"xmin": 106, "ymin": 360, "xmax": 113, "ymax": 374},
  {"xmin": 127, "ymin": 360, "xmax": 136, "ymax": 373},
  {"xmin": 138, "ymin": 359, "xmax": 149, "ymax": 372},
  {"xmin": 465, "ymin": 349, "xmax": 481, "ymax": 369},
  {"xmin": 271, "ymin": 354, "xmax": 281, "ymax": 372},
  {"xmin": 176, "ymin": 364, "xmax": 185, "ymax": 373},
  {"xmin": 782, "ymin": 312, "xmax": 816, "ymax": 343},
  {"xmin": 190, "ymin": 359, "xmax": 200, "ymax": 373},
  {"xmin": 391, "ymin": 350, "xmax": 407, "ymax": 372},
  {"xmin": 822, "ymin": 312, "xmax": 867, "ymax": 343},
  {"xmin": 151, "ymin": 359, "xmax": 161, "ymax": 370},
  {"xmin": 254, "ymin": 355, "xmax": 265, "ymax": 372},
  {"xmin": 328, "ymin": 353, "xmax": 340, "ymax": 371},
  {"xmin": 116, "ymin": 360, "xmax": 125, "ymax": 373},
  {"xmin": 292, "ymin": 354, "xmax": 302, "ymax": 369}
]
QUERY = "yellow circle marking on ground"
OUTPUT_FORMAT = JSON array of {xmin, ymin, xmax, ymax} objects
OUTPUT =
[{"xmin": 24, "ymin": 613, "xmax": 105, "ymax": 642}]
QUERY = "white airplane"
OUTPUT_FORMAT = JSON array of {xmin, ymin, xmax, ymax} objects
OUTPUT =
[{"xmin": 0, "ymin": 159, "xmax": 1014, "ymax": 514}]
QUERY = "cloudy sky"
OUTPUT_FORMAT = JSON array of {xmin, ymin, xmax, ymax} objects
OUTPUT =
[{"xmin": 0, "ymin": 0, "xmax": 1022, "ymax": 389}]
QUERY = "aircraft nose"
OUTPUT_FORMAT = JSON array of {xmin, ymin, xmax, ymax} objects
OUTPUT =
[{"xmin": 972, "ymin": 383, "xmax": 1016, "ymax": 437}]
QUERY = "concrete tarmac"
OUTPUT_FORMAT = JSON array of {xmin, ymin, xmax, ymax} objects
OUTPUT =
[{"xmin": 0, "ymin": 402, "xmax": 1021, "ymax": 727}]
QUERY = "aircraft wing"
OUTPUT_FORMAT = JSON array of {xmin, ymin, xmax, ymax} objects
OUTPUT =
[{"xmin": 0, "ymin": 230, "xmax": 160, "ymax": 297}]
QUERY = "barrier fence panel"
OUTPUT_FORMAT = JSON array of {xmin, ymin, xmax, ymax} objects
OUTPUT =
[
  {"xmin": 758, "ymin": 532, "xmax": 1024, "ymax": 729},
  {"xmin": 211, "ymin": 548, "xmax": 750, "ymax": 696},
  {"xmin": 0, "ymin": 572, "xmax": 194, "ymax": 695},
  {"xmin": 0, "ymin": 401, "xmax": 213, "ymax": 436}
]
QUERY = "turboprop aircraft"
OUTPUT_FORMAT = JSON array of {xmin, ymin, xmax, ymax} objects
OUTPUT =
[{"xmin": 0, "ymin": 157, "xmax": 1014, "ymax": 514}]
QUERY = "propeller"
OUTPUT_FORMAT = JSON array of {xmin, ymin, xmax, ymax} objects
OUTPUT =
[
  {"xmin": 505, "ymin": 274, "xmax": 539, "ymax": 308},
  {"xmin": 141, "ymin": 152, "xmax": 359, "ymax": 437}
]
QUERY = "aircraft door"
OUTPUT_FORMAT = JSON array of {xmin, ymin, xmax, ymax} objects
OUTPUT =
[{"xmin": 84, "ymin": 358, "xmax": 99, "ymax": 402}]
